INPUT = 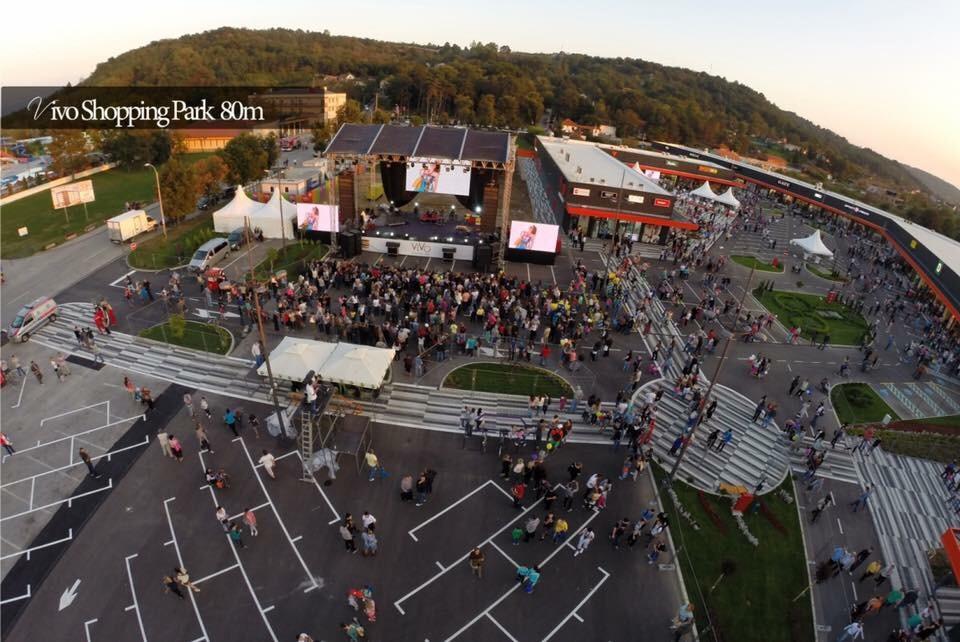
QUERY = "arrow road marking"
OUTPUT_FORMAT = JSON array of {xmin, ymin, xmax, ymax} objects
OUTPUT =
[{"xmin": 59, "ymin": 578, "xmax": 81, "ymax": 611}]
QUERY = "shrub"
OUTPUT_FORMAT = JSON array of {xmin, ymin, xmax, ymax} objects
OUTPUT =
[{"xmin": 168, "ymin": 313, "xmax": 186, "ymax": 339}]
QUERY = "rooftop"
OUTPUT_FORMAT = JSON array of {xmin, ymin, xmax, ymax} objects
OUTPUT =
[
  {"xmin": 326, "ymin": 124, "xmax": 511, "ymax": 164},
  {"xmin": 537, "ymin": 136, "xmax": 671, "ymax": 195}
]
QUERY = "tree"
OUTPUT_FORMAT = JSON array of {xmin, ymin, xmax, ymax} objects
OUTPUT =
[
  {"xmin": 476, "ymin": 94, "xmax": 496, "ymax": 126},
  {"xmin": 193, "ymin": 155, "xmax": 229, "ymax": 198},
  {"xmin": 148, "ymin": 131, "xmax": 173, "ymax": 165},
  {"xmin": 371, "ymin": 109, "xmax": 392, "ymax": 124},
  {"xmin": 454, "ymin": 94, "xmax": 474, "ymax": 124},
  {"xmin": 335, "ymin": 99, "xmax": 363, "ymax": 127},
  {"xmin": 159, "ymin": 158, "xmax": 199, "ymax": 221},
  {"xmin": 218, "ymin": 133, "xmax": 270, "ymax": 185},
  {"xmin": 48, "ymin": 131, "xmax": 88, "ymax": 177},
  {"xmin": 101, "ymin": 131, "xmax": 173, "ymax": 168},
  {"xmin": 260, "ymin": 133, "xmax": 279, "ymax": 171},
  {"xmin": 310, "ymin": 121, "xmax": 333, "ymax": 153}
]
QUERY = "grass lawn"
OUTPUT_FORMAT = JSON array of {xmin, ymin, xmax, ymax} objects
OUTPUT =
[
  {"xmin": 754, "ymin": 288, "xmax": 868, "ymax": 345},
  {"xmin": 443, "ymin": 363, "xmax": 573, "ymax": 397},
  {"xmin": 1, "ymin": 153, "xmax": 216, "ymax": 259},
  {"xmin": 847, "ymin": 426, "xmax": 960, "ymax": 463},
  {"xmin": 917, "ymin": 414, "xmax": 960, "ymax": 429},
  {"xmin": 665, "ymin": 471, "xmax": 813, "ymax": 642},
  {"xmin": 252, "ymin": 241, "xmax": 329, "ymax": 279},
  {"xmin": 731, "ymin": 255, "xmax": 784, "ymax": 272},
  {"xmin": 139, "ymin": 319, "xmax": 232, "ymax": 354},
  {"xmin": 830, "ymin": 382, "xmax": 900, "ymax": 424},
  {"xmin": 805, "ymin": 263, "xmax": 847, "ymax": 282},
  {"xmin": 128, "ymin": 215, "xmax": 217, "ymax": 269}
]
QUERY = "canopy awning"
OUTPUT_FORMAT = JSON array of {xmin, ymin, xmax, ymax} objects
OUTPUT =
[
  {"xmin": 717, "ymin": 187, "xmax": 741, "ymax": 209},
  {"xmin": 789, "ymin": 229, "xmax": 834, "ymax": 258},
  {"xmin": 257, "ymin": 337, "xmax": 336, "ymax": 381},
  {"xmin": 689, "ymin": 181, "xmax": 723, "ymax": 203},
  {"xmin": 212, "ymin": 187, "xmax": 263, "ymax": 233},
  {"xmin": 258, "ymin": 337, "xmax": 395, "ymax": 389},
  {"xmin": 249, "ymin": 190, "xmax": 297, "ymax": 239}
]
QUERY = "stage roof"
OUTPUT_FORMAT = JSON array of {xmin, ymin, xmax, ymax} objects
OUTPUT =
[
  {"xmin": 326, "ymin": 124, "xmax": 510, "ymax": 163},
  {"xmin": 538, "ymin": 136, "xmax": 671, "ymax": 195}
]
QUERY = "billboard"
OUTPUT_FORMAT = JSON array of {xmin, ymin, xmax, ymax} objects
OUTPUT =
[
  {"xmin": 405, "ymin": 159, "xmax": 471, "ymax": 196},
  {"xmin": 51, "ymin": 180, "xmax": 95, "ymax": 209},
  {"xmin": 508, "ymin": 220, "xmax": 559, "ymax": 253},
  {"xmin": 296, "ymin": 203, "xmax": 340, "ymax": 232}
]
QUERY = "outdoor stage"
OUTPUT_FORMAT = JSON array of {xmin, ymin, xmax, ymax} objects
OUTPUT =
[{"xmin": 361, "ymin": 210, "xmax": 493, "ymax": 261}]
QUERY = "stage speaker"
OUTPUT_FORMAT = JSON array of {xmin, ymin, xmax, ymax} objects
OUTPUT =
[
  {"xmin": 386, "ymin": 242, "xmax": 400, "ymax": 257},
  {"xmin": 442, "ymin": 247, "xmax": 455, "ymax": 262},
  {"xmin": 339, "ymin": 232, "xmax": 356, "ymax": 258},
  {"xmin": 473, "ymin": 244, "xmax": 493, "ymax": 271},
  {"xmin": 352, "ymin": 232, "xmax": 362, "ymax": 256}
]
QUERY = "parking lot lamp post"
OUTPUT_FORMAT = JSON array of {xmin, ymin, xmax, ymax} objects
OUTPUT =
[{"xmin": 144, "ymin": 163, "xmax": 167, "ymax": 238}]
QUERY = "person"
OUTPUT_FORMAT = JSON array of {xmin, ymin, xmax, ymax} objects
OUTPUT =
[
  {"xmin": 511, "ymin": 525, "xmax": 524, "ymax": 546},
  {"xmin": 0, "ymin": 433, "xmax": 15, "ymax": 457},
  {"xmin": 415, "ymin": 472, "xmax": 428, "ymax": 506},
  {"xmin": 360, "ymin": 529, "xmax": 378, "ymax": 557},
  {"xmin": 229, "ymin": 522, "xmax": 246, "ymax": 549},
  {"xmin": 30, "ymin": 360, "xmax": 43, "ymax": 384},
  {"xmin": 340, "ymin": 621, "xmax": 365, "ymax": 641},
  {"xmin": 361, "ymin": 511, "xmax": 377, "ymax": 531},
  {"xmin": 259, "ymin": 450, "xmax": 277, "ymax": 479},
  {"xmin": 859, "ymin": 559, "xmax": 882, "ymax": 582},
  {"xmin": 671, "ymin": 603, "xmax": 695, "ymax": 630},
  {"xmin": 365, "ymin": 449, "xmax": 387, "ymax": 482},
  {"xmin": 811, "ymin": 494, "xmax": 833, "ymax": 523},
  {"xmin": 215, "ymin": 506, "xmax": 229, "ymax": 530},
  {"xmin": 223, "ymin": 408, "xmax": 239, "ymax": 437},
  {"xmin": 468, "ymin": 547, "xmax": 485, "ymax": 578},
  {"xmin": 10, "ymin": 355, "xmax": 26, "ymax": 378},
  {"xmin": 243, "ymin": 508, "xmax": 259, "ymax": 536},
  {"xmin": 553, "ymin": 517, "xmax": 569, "ymax": 543},
  {"xmin": 200, "ymin": 396, "xmax": 211, "ymax": 420},
  {"xmin": 835, "ymin": 621, "xmax": 864, "ymax": 641},
  {"xmin": 523, "ymin": 516, "xmax": 540, "ymax": 542},
  {"xmin": 561, "ymin": 479, "xmax": 579, "ymax": 511},
  {"xmin": 400, "ymin": 474, "xmax": 414, "ymax": 502},
  {"xmin": 156, "ymin": 430, "xmax": 173, "ymax": 459},
  {"xmin": 79, "ymin": 448, "xmax": 101, "ymax": 478},
  {"xmin": 850, "ymin": 485, "xmax": 874, "ymax": 512},
  {"xmin": 175, "ymin": 567, "xmax": 201, "ymax": 593},
  {"xmin": 647, "ymin": 538, "xmax": 667, "ymax": 564},
  {"xmin": 340, "ymin": 521, "xmax": 357, "ymax": 553},
  {"xmin": 511, "ymin": 482, "xmax": 526, "ymax": 509},
  {"xmin": 573, "ymin": 527, "xmax": 595, "ymax": 557},
  {"xmin": 195, "ymin": 423, "xmax": 214, "ymax": 454},
  {"xmin": 169, "ymin": 435, "xmax": 184, "ymax": 462},
  {"xmin": 516, "ymin": 565, "xmax": 541, "ymax": 593},
  {"xmin": 162, "ymin": 574, "xmax": 186, "ymax": 600}
]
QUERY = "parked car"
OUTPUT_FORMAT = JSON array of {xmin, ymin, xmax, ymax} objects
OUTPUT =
[
  {"xmin": 188, "ymin": 238, "xmax": 230, "ymax": 273},
  {"xmin": 8, "ymin": 297, "xmax": 58, "ymax": 342},
  {"xmin": 227, "ymin": 227, "xmax": 249, "ymax": 250}
]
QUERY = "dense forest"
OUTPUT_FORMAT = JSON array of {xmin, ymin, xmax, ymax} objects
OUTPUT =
[{"xmin": 82, "ymin": 27, "xmax": 959, "ymax": 237}]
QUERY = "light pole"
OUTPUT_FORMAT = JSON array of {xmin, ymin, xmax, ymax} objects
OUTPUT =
[
  {"xmin": 144, "ymin": 163, "xmax": 167, "ymax": 238},
  {"xmin": 265, "ymin": 169, "xmax": 288, "ymax": 249}
]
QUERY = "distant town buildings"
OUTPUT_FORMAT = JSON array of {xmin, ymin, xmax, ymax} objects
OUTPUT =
[{"xmin": 559, "ymin": 119, "xmax": 617, "ymax": 140}]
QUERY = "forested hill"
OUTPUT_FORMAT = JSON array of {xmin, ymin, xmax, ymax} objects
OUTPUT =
[{"xmin": 85, "ymin": 27, "xmax": 929, "ymax": 197}]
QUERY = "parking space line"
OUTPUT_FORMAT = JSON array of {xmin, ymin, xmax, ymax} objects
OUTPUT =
[
  {"xmin": 0, "ymin": 584, "xmax": 30, "ymax": 605},
  {"xmin": 9, "ymin": 415, "xmax": 145, "ymax": 458},
  {"xmin": 40, "ymin": 401, "xmax": 109, "ymax": 426},
  {"xmin": 253, "ymin": 450, "xmax": 299, "ymax": 468},
  {"xmin": 0, "ymin": 529, "xmax": 73, "ymax": 562},
  {"xmin": 163, "ymin": 498, "xmax": 210, "ymax": 641},
  {"xmin": 549, "ymin": 265, "xmax": 556, "ymax": 285},
  {"xmin": 435, "ymin": 561, "xmax": 445, "ymax": 571},
  {"xmin": 293, "ymin": 452, "xmax": 340, "ymax": 524},
  {"xmin": 193, "ymin": 564, "xmax": 240, "ymax": 585},
  {"xmin": 572, "ymin": 613, "xmax": 584, "ymax": 623},
  {"xmin": 10, "ymin": 375, "xmax": 27, "ymax": 409},
  {"xmin": 199, "ymin": 484, "xmax": 278, "ymax": 641},
  {"xmin": 488, "ymin": 541, "xmax": 519, "ymax": 568},
  {"xmin": 1, "ymin": 479, "xmax": 113, "ymax": 522},
  {"xmin": 84, "ymin": 618, "xmax": 98, "ymax": 641},
  {"xmin": 229, "ymin": 502, "xmax": 270, "ymax": 521},
  {"xmin": 409, "ymin": 480, "xmax": 500, "ymax": 541},
  {"xmin": 237, "ymin": 438, "xmax": 320, "ymax": 591},
  {"xmin": 262, "ymin": 606, "xmax": 275, "ymax": 614},
  {"xmin": 1, "ymin": 436, "xmax": 150, "ymax": 489},
  {"xmin": 109, "ymin": 270, "xmax": 137, "ymax": 288},
  {"xmin": 124, "ymin": 554, "xmax": 148, "ymax": 642},
  {"xmin": 541, "ymin": 566, "xmax": 610, "ymax": 642},
  {"xmin": 486, "ymin": 613, "xmax": 520, "ymax": 642},
  {"xmin": 485, "ymin": 480, "xmax": 514, "ymax": 502}
]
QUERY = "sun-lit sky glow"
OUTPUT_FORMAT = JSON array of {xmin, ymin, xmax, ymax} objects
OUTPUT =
[{"xmin": 3, "ymin": 0, "xmax": 958, "ymax": 187}]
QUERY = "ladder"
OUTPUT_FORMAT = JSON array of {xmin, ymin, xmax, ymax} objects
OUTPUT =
[{"xmin": 299, "ymin": 410, "xmax": 316, "ymax": 483}]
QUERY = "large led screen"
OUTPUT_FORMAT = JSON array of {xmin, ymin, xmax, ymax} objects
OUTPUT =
[
  {"xmin": 405, "ymin": 159, "xmax": 471, "ymax": 196},
  {"xmin": 296, "ymin": 203, "xmax": 340, "ymax": 232},
  {"xmin": 508, "ymin": 221, "xmax": 560, "ymax": 253}
]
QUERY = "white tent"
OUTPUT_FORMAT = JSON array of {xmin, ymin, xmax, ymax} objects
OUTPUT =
[
  {"xmin": 249, "ymin": 190, "xmax": 297, "ymax": 239},
  {"xmin": 790, "ymin": 229, "xmax": 834, "ymax": 258},
  {"xmin": 689, "ymin": 181, "xmax": 723, "ymax": 203},
  {"xmin": 321, "ymin": 343, "xmax": 396, "ymax": 389},
  {"xmin": 257, "ymin": 337, "xmax": 337, "ymax": 382},
  {"xmin": 212, "ymin": 187, "xmax": 263, "ymax": 233},
  {"xmin": 717, "ymin": 188, "xmax": 741, "ymax": 209}
]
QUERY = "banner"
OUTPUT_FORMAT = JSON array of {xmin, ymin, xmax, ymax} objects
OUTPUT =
[
  {"xmin": 296, "ymin": 203, "xmax": 339, "ymax": 232},
  {"xmin": 51, "ymin": 180, "xmax": 95, "ymax": 209},
  {"xmin": 508, "ymin": 221, "xmax": 560, "ymax": 253},
  {"xmin": 405, "ymin": 158, "xmax": 471, "ymax": 196}
]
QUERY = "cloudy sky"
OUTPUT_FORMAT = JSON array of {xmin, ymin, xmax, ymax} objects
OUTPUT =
[{"xmin": 3, "ymin": 0, "xmax": 958, "ymax": 187}]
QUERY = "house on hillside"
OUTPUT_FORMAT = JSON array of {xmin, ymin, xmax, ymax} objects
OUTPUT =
[{"xmin": 559, "ymin": 119, "xmax": 617, "ymax": 140}]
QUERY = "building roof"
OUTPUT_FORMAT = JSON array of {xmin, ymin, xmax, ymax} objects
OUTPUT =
[
  {"xmin": 326, "ymin": 124, "xmax": 510, "ymax": 163},
  {"xmin": 537, "ymin": 136, "xmax": 671, "ymax": 195},
  {"xmin": 598, "ymin": 143, "xmax": 728, "ymax": 172}
]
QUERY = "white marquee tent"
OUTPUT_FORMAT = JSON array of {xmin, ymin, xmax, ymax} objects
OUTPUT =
[
  {"xmin": 249, "ymin": 190, "xmax": 297, "ymax": 240},
  {"xmin": 689, "ymin": 181, "xmax": 724, "ymax": 203},
  {"xmin": 790, "ymin": 229, "xmax": 834, "ymax": 258},
  {"xmin": 212, "ymin": 187, "xmax": 263, "ymax": 233},
  {"xmin": 258, "ymin": 337, "xmax": 395, "ymax": 389},
  {"xmin": 717, "ymin": 188, "xmax": 741, "ymax": 209}
]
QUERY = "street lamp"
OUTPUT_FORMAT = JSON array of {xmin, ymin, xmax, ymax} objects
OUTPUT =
[
  {"xmin": 144, "ymin": 163, "xmax": 167, "ymax": 238},
  {"xmin": 265, "ymin": 169, "xmax": 287, "ymax": 248}
]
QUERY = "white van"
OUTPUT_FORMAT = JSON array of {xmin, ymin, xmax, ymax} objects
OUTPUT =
[
  {"xmin": 9, "ymin": 297, "xmax": 58, "ymax": 342},
  {"xmin": 188, "ymin": 238, "xmax": 230, "ymax": 273}
]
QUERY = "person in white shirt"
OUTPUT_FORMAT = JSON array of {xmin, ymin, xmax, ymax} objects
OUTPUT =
[
  {"xmin": 361, "ymin": 511, "xmax": 377, "ymax": 530},
  {"xmin": 836, "ymin": 621, "xmax": 864, "ymax": 641},
  {"xmin": 573, "ymin": 527, "xmax": 595, "ymax": 557},
  {"xmin": 259, "ymin": 449, "xmax": 277, "ymax": 479}
]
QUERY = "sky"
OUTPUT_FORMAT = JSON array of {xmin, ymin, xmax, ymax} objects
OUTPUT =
[{"xmin": 3, "ymin": 0, "xmax": 958, "ymax": 188}]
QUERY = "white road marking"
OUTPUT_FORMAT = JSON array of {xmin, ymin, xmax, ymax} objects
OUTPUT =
[
  {"xmin": 486, "ymin": 613, "xmax": 520, "ymax": 642},
  {"xmin": 293, "ymin": 451, "xmax": 340, "ymax": 524},
  {"xmin": 489, "ymin": 541, "xmax": 520, "ymax": 568},
  {"xmin": 0, "ymin": 529, "xmax": 73, "ymax": 562},
  {"xmin": 124, "ymin": 555, "xmax": 148, "ymax": 641},
  {"xmin": 541, "ymin": 567, "xmax": 611, "ymax": 641},
  {"xmin": 572, "ymin": 613, "xmax": 584, "ymax": 623},
  {"xmin": 0, "ymin": 584, "xmax": 30, "ymax": 605},
  {"xmin": 59, "ymin": 578, "xmax": 82, "ymax": 611},
  {"xmin": 1, "ymin": 436, "xmax": 149, "ymax": 489},
  {"xmin": 837, "ymin": 516, "xmax": 844, "ymax": 535},
  {"xmin": 162, "ymin": 498, "xmax": 210, "ymax": 640},
  {"xmin": 40, "ymin": 401, "xmax": 109, "ymax": 426},
  {"xmin": 109, "ymin": 270, "xmax": 137, "ymax": 288},
  {"xmin": 84, "ymin": 618, "xmax": 98, "ymax": 641},
  {"xmin": 10, "ymin": 375, "xmax": 27, "ymax": 409},
  {"xmin": 435, "ymin": 561, "xmax": 445, "ymax": 571},
  {"xmin": 408, "ymin": 480, "xmax": 502, "ymax": 541},
  {"xmin": 1, "ymin": 479, "xmax": 113, "ymax": 522},
  {"xmin": 193, "ymin": 564, "xmax": 241, "ymax": 585}
]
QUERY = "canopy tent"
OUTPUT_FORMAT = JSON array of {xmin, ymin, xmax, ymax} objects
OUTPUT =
[
  {"xmin": 258, "ymin": 337, "xmax": 395, "ymax": 389},
  {"xmin": 212, "ymin": 187, "xmax": 263, "ymax": 233},
  {"xmin": 790, "ymin": 229, "xmax": 834, "ymax": 258},
  {"xmin": 249, "ymin": 190, "xmax": 297, "ymax": 239},
  {"xmin": 689, "ymin": 181, "xmax": 724, "ymax": 203},
  {"xmin": 717, "ymin": 188, "xmax": 741, "ymax": 209},
  {"xmin": 321, "ymin": 343, "xmax": 396, "ymax": 389},
  {"xmin": 257, "ymin": 337, "xmax": 336, "ymax": 382}
]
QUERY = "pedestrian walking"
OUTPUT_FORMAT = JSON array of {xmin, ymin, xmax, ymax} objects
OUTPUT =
[
  {"xmin": 340, "ymin": 521, "xmax": 357, "ymax": 553},
  {"xmin": 511, "ymin": 525, "xmax": 523, "ymax": 546},
  {"xmin": 183, "ymin": 393, "xmax": 195, "ymax": 417},
  {"xmin": 195, "ymin": 423, "xmax": 213, "ymax": 454},
  {"xmin": 847, "ymin": 547, "xmax": 874, "ymax": 574},
  {"xmin": 850, "ymin": 485, "xmax": 874, "ymax": 512},
  {"xmin": 175, "ymin": 567, "xmax": 201, "ymax": 593},
  {"xmin": 874, "ymin": 564, "xmax": 895, "ymax": 588},
  {"xmin": 647, "ymin": 538, "xmax": 667, "ymax": 564},
  {"xmin": 157, "ymin": 430, "xmax": 173, "ymax": 458},
  {"xmin": 243, "ymin": 508, "xmax": 259, "ymax": 536},
  {"xmin": 200, "ymin": 396, "xmax": 211, "ymax": 420},
  {"xmin": 415, "ymin": 472, "xmax": 428, "ymax": 506},
  {"xmin": 365, "ymin": 449, "xmax": 387, "ymax": 481},
  {"xmin": 162, "ymin": 575, "xmax": 186, "ymax": 600},
  {"xmin": 168, "ymin": 435, "xmax": 184, "ymax": 462},
  {"xmin": 835, "ymin": 621, "xmax": 864, "ymax": 641},
  {"xmin": 811, "ymin": 494, "xmax": 834, "ymax": 523},
  {"xmin": 223, "ymin": 408, "xmax": 239, "ymax": 437},
  {"xmin": 30, "ymin": 361, "xmax": 43, "ymax": 384},
  {"xmin": 10, "ymin": 355, "xmax": 26, "ymax": 377},
  {"xmin": 79, "ymin": 448, "xmax": 101, "ymax": 478},
  {"xmin": 229, "ymin": 522, "xmax": 246, "ymax": 549},
  {"xmin": 553, "ymin": 517, "xmax": 569, "ymax": 543},
  {"xmin": 340, "ymin": 621, "xmax": 366, "ymax": 641},
  {"xmin": 516, "ymin": 565, "xmax": 541, "ymax": 593},
  {"xmin": 523, "ymin": 516, "xmax": 540, "ymax": 542},
  {"xmin": 469, "ymin": 547, "xmax": 485, "ymax": 578},
  {"xmin": 1, "ymin": 433, "xmax": 16, "ymax": 457},
  {"xmin": 573, "ymin": 527, "xmax": 595, "ymax": 557},
  {"xmin": 91, "ymin": 343, "xmax": 105, "ymax": 364},
  {"xmin": 511, "ymin": 482, "xmax": 526, "ymax": 509},
  {"xmin": 360, "ymin": 529, "xmax": 378, "ymax": 557},
  {"xmin": 259, "ymin": 450, "xmax": 277, "ymax": 479},
  {"xmin": 859, "ymin": 560, "xmax": 882, "ymax": 582}
]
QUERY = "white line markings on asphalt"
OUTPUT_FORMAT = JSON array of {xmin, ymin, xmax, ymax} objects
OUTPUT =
[
  {"xmin": 199, "ymin": 483, "xmax": 278, "ymax": 641},
  {"xmin": 10, "ymin": 415, "xmax": 145, "ymax": 457},
  {"xmin": 1, "ymin": 479, "xmax": 113, "ymax": 522},
  {"xmin": 40, "ymin": 401, "xmax": 110, "ymax": 427},
  {"xmin": 193, "ymin": 564, "xmax": 241, "ymax": 585},
  {"xmin": 851, "ymin": 581, "xmax": 858, "ymax": 601},
  {"xmin": 572, "ymin": 613, "xmax": 584, "ymax": 623},
  {"xmin": 0, "ymin": 584, "xmax": 31, "ymax": 605},
  {"xmin": 109, "ymin": 270, "xmax": 137, "ymax": 288},
  {"xmin": 163, "ymin": 498, "xmax": 210, "ymax": 641},
  {"xmin": 541, "ymin": 567, "xmax": 611, "ymax": 642},
  {"xmin": 10, "ymin": 375, "xmax": 27, "ymax": 409},
  {"xmin": 84, "ymin": 618, "xmax": 98, "ymax": 641},
  {"xmin": 124, "ymin": 554, "xmax": 148, "ymax": 642},
  {"xmin": 837, "ymin": 516, "xmax": 844, "ymax": 535},
  {"xmin": 408, "ymin": 480, "xmax": 502, "ymax": 541},
  {"xmin": 1, "ymin": 436, "xmax": 149, "ymax": 489},
  {"xmin": 486, "ymin": 613, "xmax": 520, "ymax": 642},
  {"xmin": 253, "ymin": 449, "xmax": 299, "ymax": 468},
  {"xmin": 229, "ymin": 501, "xmax": 270, "ymax": 521},
  {"xmin": 237, "ymin": 438, "xmax": 321, "ymax": 592},
  {"xmin": 489, "ymin": 541, "xmax": 519, "ymax": 568},
  {"xmin": 59, "ymin": 578, "xmax": 81, "ymax": 611},
  {"xmin": 435, "ymin": 561, "xmax": 445, "ymax": 571},
  {"xmin": 292, "ymin": 451, "xmax": 340, "ymax": 525},
  {"xmin": 0, "ymin": 529, "xmax": 73, "ymax": 562}
]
